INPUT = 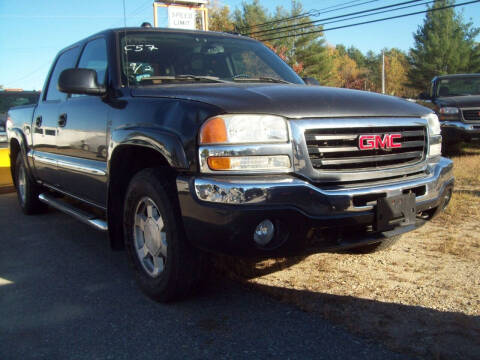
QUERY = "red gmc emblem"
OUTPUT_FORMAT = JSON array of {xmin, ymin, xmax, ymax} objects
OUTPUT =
[{"xmin": 358, "ymin": 134, "xmax": 402, "ymax": 150}]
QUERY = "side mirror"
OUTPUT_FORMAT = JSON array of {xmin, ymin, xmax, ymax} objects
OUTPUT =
[
  {"xmin": 418, "ymin": 92, "xmax": 431, "ymax": 100},
  {"xmin": 58, "ymin": 68, "xmax": 106, "ymax": 96},
  {"xmin": 302, "ymin": 77, "xmax": 320, "ymax": 86}
]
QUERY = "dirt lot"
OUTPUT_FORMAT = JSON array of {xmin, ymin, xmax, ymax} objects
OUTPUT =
[{"xmin": 225, "ymin": 149, "xmax": 480, "ymax": 359}]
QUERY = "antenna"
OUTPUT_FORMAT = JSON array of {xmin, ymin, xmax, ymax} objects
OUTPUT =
[{"xmin": 123, "ymin": 0, "xmax": 129, "ymax": 87}]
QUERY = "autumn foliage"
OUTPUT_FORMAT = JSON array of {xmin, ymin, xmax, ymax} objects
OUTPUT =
[{"xmin": 208, "ymin": 0, "xmax": 480, "ymax": 96}]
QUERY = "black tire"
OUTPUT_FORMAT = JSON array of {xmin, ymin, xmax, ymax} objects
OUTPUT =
[
  {"xmin": 123, "ymin": 168, "xmax": 206, "ymax": 302},
  {"xmin": 14, "ymin": 155, "xmax": 45, "ymax": 215},
  {"xmin": 348, "ymin": 235, "xmax": 401, "ymax": 254}
]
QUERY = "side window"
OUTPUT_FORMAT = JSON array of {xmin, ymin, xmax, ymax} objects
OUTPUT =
[
  {"xmin": 45, "ymin": 47, "xmax": 80, "ymax": 102},
  {"xmin": 78, "ymin": 38, "xmax": 108, "ymax": 85}
]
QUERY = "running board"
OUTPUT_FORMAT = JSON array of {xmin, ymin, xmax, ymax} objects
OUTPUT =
[{"xmin": 38, "ymin": 193, "xmax": 108, "ymax": 232}]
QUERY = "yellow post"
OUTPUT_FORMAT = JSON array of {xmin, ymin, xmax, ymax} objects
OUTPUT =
[
  {"xmin": 203, "ymin": 6, "xmax": 209, "ymax": 31},
  {"xmin": 0, "ymin": 148, "xmax": 14, "ymax": 193},
  {"xmin": 153, "ymin": 2, "xmax": 158, "ymax": 27}
]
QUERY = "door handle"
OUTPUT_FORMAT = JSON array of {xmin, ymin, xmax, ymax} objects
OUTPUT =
[
  {"xmin": 35, "ymin": 116, "xmax": 42, "ymax": 127},
  {"xmin": 58, "ymin": 113, "xmax": 67, "ymax": 127}
]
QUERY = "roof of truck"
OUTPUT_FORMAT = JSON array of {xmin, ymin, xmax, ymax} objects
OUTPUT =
[
  {"xmin": 434, "ymin": 73, "xmax": 480, "ymax": 80},
  {"xmin": 92, "ymin": 27, "xmax": 252, "ymax": 43},
  {"xmin": 56, "ymin": 27, "xmax": 255, "ymax": 56}
]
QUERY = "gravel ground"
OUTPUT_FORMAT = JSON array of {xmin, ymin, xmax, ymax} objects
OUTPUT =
[
  {"xmin": 235, "ymin": 155, "xmax": 480, "ymax": 359},
  {"xmin": 0, "ymin": 192, "xmax": 407, "ymax": 360}
]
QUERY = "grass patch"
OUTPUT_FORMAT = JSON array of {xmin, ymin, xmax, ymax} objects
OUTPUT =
[{"xmin": 216, "ymin": 147, "xmax": 480, "ymax": 359}]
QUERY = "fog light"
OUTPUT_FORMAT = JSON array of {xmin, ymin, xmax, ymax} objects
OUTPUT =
[
  {"xmin": 254, "ymin": 219, "xmax": 275, "ymax": 246},
  {"xmin": 442, "ymin": 188, "xmax": 452, "ymax": 210}
]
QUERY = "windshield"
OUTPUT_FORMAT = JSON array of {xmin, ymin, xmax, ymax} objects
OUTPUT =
[
  {"xmin": 0, "ymin": 92, "xmax": 39, "ymax": 113},
  {"xmin": 436, "ymin": 77, "xmax": 480, "ymax": 97},
  {"xmin": 119, "ymin": 31, "xmax": 303, "ymax": 86}
]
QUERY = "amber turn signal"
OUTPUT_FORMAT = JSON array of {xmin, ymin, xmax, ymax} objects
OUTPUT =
[
  {"xmin": 199, "ymin": 117, "xmax": 227, "ymax": 144},
  {"xmin": 207, "ymin": 156, "xmax": 231, "ymax": 170}
]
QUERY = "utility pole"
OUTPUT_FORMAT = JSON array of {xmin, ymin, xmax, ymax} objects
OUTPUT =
[{"xmin": 382, "ymin": 51, "xmax": 385, "ymax": 94}]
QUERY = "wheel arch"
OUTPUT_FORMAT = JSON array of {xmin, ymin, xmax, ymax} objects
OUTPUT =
[
  {"xmin": 107, "ymin": 132, "xmax": 187, "ymax": 250},
  {"xmin": 8, "ymin": 128, "xmax": 31, "ymax": 184}
]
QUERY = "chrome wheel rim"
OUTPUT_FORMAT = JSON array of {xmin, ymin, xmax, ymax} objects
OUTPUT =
[
  {"xmin": 133, "ymin": 197, "xmax": 167, "ymax": 278},
  {"xmin": 17, "ymin": 164, "xmax": 26, "ymax": 204}
]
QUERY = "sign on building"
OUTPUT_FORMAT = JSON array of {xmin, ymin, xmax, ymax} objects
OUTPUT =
[{"xmin": 167, "ymin": 7, "xmax": 196, "ymax": 30}]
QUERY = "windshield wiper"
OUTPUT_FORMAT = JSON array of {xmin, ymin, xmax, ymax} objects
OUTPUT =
[
  {"xmin": 232, "ymin": 76, "xmax": 291, "ymax": 84},
  {"xmin": 175, "ymin": 75, "xmax": 232, "ymax": 83},
  {"xmin": 139, "ymin": 75, "xmax": 231, "ymax": 84}
]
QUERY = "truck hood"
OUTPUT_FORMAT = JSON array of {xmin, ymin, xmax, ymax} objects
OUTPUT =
[
  {"xmin": 131, "ymin": 84, "xmax": 430, "ymax": 118},
  {"xmin": 433, "ymin": 95, "xmax": 480, "ymax": 108}
]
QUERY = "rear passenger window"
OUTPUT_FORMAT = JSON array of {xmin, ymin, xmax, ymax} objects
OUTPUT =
[
  {"xmin": 45, "ymin": 47, "xmax": 80, "ymax": 102},
  {"xmin": 78, "ymin": 38, "xmax": 108, "ymax": 85}
]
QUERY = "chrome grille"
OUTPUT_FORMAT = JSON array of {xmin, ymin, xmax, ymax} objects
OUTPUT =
[
  {"xmin": 462, "ymin": 109, "xmax": 480, "ymax": 122},
  {"xmin": 305, "ymin": 126, "xmax": 426, "ymax": 171}
]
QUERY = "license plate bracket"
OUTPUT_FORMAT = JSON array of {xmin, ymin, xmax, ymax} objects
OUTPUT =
[{"xmin": 376, "ymin": 193, "xmax": 416, "ymax": 232}]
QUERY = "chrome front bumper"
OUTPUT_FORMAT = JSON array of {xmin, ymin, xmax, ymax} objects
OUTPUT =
[{"xmin": 193, "ymin": 157, "xmax": 454, "ymax": 217}]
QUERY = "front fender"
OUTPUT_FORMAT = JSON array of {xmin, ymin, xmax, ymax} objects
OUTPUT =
[{"xmin": 109, "ymin": 128, "xmax": 189, "ymax": 170}]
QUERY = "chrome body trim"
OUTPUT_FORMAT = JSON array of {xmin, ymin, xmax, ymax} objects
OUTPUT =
[
  {"xmin": 32, "ymin": 151, "xmax": 107, "ymax": 176},
  {"xmin": 199, "ymin": 117, "xmax": 433, "ymax": 182},
  {"xmin": 33, "ymin": 153, "xmax": 57, "ymax": 167},
  {"xmin": 56, "ymin": 158, "xmax": 107, "ymax": 176},
  {"xmin": 460, "ymin": 107, "xmax": 480, "ymax": 123},
  {"xmin": 193, "ymin": 157, "xmax": 454, "ymax": 215},
  {"xmin": 441, "ymin": 121, "xmax": 480, "ymax": 132},
  {"xmin": 290, "ymin": 117, "xmax": 430, "ymax": 183}
]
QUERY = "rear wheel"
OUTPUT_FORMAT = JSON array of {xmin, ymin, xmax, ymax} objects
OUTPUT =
[
  {"xmin": 123, "ymin": 168, "xmax": 206, "ymax": 302},
  {"xmin": 14, "ymin": 155, "xmax": 44, "ymax": 215}
]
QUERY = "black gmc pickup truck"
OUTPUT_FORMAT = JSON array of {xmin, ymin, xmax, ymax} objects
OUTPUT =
[
  {"xmin": 418, "ymin": 73, "xmax": 480, "ymax": 152},
  {"xmin": 7, "ymin": 28, "xmax": 454, "ymax": 301}
]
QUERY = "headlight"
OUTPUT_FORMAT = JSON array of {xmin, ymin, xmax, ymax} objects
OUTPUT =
[
  {"xmin": 439, "ymin": 107, "xmax": 459, "ymax": 115},
  {"xmin": 423, "ymin": 113, "xmax": 442, "ymax": 158},
  {"xmin": 199, "ymin": 114, "xmax": 288, "ymax": 144},
  {"xmin": 199, "ymin": 114, "xmax": 291, "ymax": 173},
  {"xmin": 424, "ymin": 113, "xmax": 441, "ymax": 136}
]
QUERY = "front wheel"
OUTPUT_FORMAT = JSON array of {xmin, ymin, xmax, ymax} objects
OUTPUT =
[{"xmin": 123, "ymin": 168, "xmax": 206, "ymax": 302}]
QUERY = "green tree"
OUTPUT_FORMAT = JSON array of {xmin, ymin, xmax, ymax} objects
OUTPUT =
[
  {"xmin": 383, "ymin": 48, "xmax": 414, "ymax": 97},
  {"xmin": 408, "ymin": 0, "xmax": 480, "ymax": 91},
  {"xmin": 268, "ymin": 1, "xmax": 333, "ymax": 84},
  {"xmin": 347, "ymin": 46, "xmax": 366, "ymax": 68},
  {"xmin": 208, "ymin": 1, "xmax": 234, "ymax": 32},
  {"xmin": 233, "ymin": 0, "xmax": 269, "ymax": 35},
  {"xmin": 233, "ymin": 1, "xmax": 333, "ymax": 83},
  {"xmin": 335, "ymin": 44, "xmax": 347, "ymax": 57}
]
